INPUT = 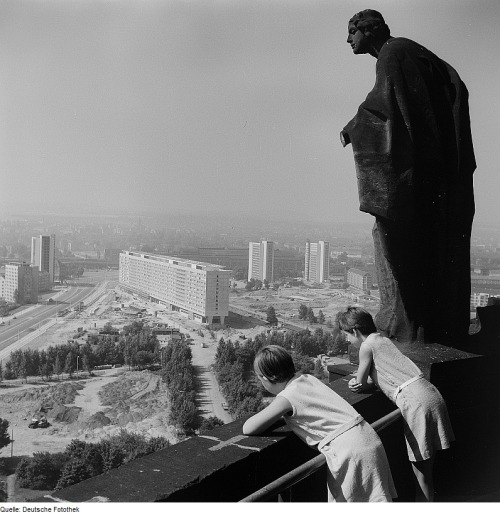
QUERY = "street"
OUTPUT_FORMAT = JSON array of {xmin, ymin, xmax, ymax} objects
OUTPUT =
[
  {"xmin": 0, "ymin": 271, "xmax": 117, "ymax": 361},
  {"xmin": 189, "ymin": 336, "xmax": 233, "ymax": 424}
]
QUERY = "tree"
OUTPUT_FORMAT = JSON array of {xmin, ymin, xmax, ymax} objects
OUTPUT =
[
  {"xmin": 266, "ymin": 306, "xmax": 278, "ymax": 326},
  {"xmin": 3, "ymin": 361, "xmax": 14, "ymax": 380},
  {"xmin": 233, "ymin": 395, "xmax": 264, "ymax": 419},
  {"xmin": 82, "ymin": 354, "xmax": 92, "ymax": 375},
  {"xmin": 318, "ymin": 310, "xmax": 326, "ymax": 325},
  {"xmin": 298, "ymin": 304, "xmax": 308, "ymax": 320},
  {"xmin": 0, "ymin": 418, "xmax": 11, "ymax": 450},
  {"xmin": 245, "ymin": 278, "xmax": 256, "ymax": 291},
  {"xmin": 95, "ymin": 338, "xmax": 119, "ymax": 365},
  {"xmin": 198, "ymin": 416, "xmax": 225, "ymax": 434},
  {"xmin": 64, "ymin": 352, "xmax": 76, "ymax": 378},
  {"xmin": 81, "ymin": 343, "xmax": 94, "ymax": 373},
  {"xmin": 135, "ymin": 350, "xmax": 155, "ymax": 369},
  {"xmin": 17, "ymin": 431, "xmax": 169, "ymax": 491},
  {"xmin": 55, "ymin": 458, "xmax": 92, "ymax": 490},
  {"xmin": 18, "ymin": 353, "xmax": 28, "ymax": 384},
  {"xmin": 102, "ymin": 322, "xmax": 114, "ymax": 333},
  {"xmin": 0, "ymin": 300, "xmax": 10, "ymax": 316},
  {"xmin": 306, "ymin": 307, "xmax": 317, "ymax": 324},
  {"xmin": 263, "ymin": 279, "xmax": 270, "ymax": 290},
  {"xmin": 337, "ymin": 252, "xmax": 348, "ymax": 264},
  {"xmin": 328, "ymin": 328, "xmax": 349, "ymax": 356},
  {"xmin": 53, "ymin": 354, "xmax": 63, "ymax": 380},
  {"xmin": 169, "ymin": 395, "xmax": 198, "ymax": 434},
  {"xmin": 40, "ymin": 362, "xmax": 52, "ymax": 382},
  {"xmin": 16, "ymin": 452, "xmax": 68, "ymax": 490},
  {"xmin": 214, "ymin": 338, "xmax": 237, "ymax": 373},
  {"xmin": 25, "ymin": 349, "xmax": 40, "ymax": 378},
  {"xmin": 234, "ymin": 345, "xmax": 254, "ymax": 371},
  {"xmin": 291, "ymin": 353, "xmax": 314, "ymax": 375},
  {"xmin": 122, "ymin": 320, "xmax": 144, "ymax": 336}
]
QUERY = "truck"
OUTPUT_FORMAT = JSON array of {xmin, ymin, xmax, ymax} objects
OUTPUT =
[{"xmin": 28, "ymin": 415, "xmax": 49, "ymax": 429}]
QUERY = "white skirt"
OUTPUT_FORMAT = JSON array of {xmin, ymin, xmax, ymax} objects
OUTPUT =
[{"xmin": 318, "ymin": 415, "xmax": 397, "ymax": 502}]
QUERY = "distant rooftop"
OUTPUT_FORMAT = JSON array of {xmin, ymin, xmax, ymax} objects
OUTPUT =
[
  {"xmin": 347, "ymin": 268, "xmax": 370, "ymax": 276},
  {"xmin": 122, "ymin": 251, "xmax": 231, "ymax": 272}
]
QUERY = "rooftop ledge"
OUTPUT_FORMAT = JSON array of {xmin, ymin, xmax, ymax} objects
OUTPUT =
[{"xmin": 35, "ymin": 306, "xmax": 500, "ymax": 502}]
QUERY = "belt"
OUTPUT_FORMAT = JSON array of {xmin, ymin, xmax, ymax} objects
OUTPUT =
[
  {"xmin": 318, "ymin": 414, "xmax": 364, "ymax": 451},
  {"xmin": 393, "ymin": 373, "xmax": 424, "ymax": 402}
]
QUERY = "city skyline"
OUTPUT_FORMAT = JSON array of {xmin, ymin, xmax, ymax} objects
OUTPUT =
[{"xmin": 1, "ymin": 0, "xmax": 499, "ymax": 227}]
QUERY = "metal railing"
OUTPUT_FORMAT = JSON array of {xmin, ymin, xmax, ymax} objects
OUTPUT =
[{"xmin": 239, "ymin": 408, "xmax": 402, "ymax": 502}]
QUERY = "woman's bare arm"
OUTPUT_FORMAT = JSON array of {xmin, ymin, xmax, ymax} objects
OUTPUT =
[{"xmin": 242, "ymin": 396, "xmax": 292, "ymax": 435}]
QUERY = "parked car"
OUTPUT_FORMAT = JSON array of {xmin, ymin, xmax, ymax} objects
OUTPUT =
[{"xmin": 221, "ymin": 402, "xmax": 229, "ymax": 411}]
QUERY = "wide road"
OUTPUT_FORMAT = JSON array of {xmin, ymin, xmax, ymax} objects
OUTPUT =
[{"xmin": 0, "ymin": 270, "xmax": 118, "ymax": 357}]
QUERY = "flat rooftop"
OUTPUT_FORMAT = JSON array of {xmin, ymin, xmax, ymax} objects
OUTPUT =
[{"xmin": 122, "ymin": 251, "xmax": 231, "ymax": 272}]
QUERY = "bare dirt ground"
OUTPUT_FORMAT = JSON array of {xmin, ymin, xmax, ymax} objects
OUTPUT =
[
  {"xmin": 0, "ymin": 367, "xmax": 180, "ymax": 501},
  {"xmin": 0, "ymin": 368, "xmax": 178, "ymax": 460},
  {"xmin": 229, "ymin": 282, "xmax": 380, "ymax": 330}
]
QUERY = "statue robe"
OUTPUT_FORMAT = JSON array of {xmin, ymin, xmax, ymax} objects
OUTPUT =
[{"xmin": 342, "ymin": 37, "xmax": 475, "ymax": 345}]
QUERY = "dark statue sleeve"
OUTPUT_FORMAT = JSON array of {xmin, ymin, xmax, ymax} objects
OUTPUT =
[{"xmin": 342, "ymin": 48, "xmax": 415, "ymax": 221}]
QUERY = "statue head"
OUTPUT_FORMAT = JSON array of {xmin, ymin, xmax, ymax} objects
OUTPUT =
[{"xmin": 347, "ymin": 10, "xmax": 391, "ymax": 55}]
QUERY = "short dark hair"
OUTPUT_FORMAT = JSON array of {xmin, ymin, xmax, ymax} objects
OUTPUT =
[
  {"xmin": 254, "ymin": 345, "xmax": 296, "ymax": 384},
  {"xmin": 335, "ymin": 306, "xmax": 377, "ymax": 336},
  {"xmin": 349, "ymin": 9, "xmax": 391, "ymax": 40}
]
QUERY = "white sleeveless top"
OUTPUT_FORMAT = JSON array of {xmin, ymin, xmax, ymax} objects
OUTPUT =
[
  {"xmin": 277, "ymin": 373, "xmax": 360, "ymax": 447},
  {"xmin": 364, "ymin": 333, "xmax": 422, "ymax": 398}
]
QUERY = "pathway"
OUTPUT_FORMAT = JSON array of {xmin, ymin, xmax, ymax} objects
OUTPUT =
[
  {"xmin": 164, "ymin": 315, "xmax": 233, "ymax": 424},
  {"xmin": 189, "ymin": 334, "xmax": 233, "ymax": 424}
]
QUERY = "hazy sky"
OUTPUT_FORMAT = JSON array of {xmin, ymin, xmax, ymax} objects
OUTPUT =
[{"xmin": 1, "ymin": 0, "xmax": 498, "ymax": 225}]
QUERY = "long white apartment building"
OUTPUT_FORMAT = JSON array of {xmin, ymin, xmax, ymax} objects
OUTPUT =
[
  {"xmin": 304, "ymin": 240, "xmax": 330, "ymax": 283},
  {"xmin": 119, "ymin": 251, "xmax": 231, "ymax": 326},
  {"xmin": 248, "ymin": 240, "xmax": 274, "ymax": 283}
]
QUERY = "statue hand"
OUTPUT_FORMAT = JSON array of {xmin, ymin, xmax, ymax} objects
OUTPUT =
[{"xmin": 340, "ymin": 130, "xmax": 351, "ymax": 147}]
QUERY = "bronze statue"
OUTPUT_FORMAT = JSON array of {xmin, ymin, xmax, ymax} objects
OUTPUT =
[{"xmin": 341, "ymin": 10, "xmax": 476, "ymax": 345}]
